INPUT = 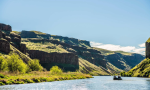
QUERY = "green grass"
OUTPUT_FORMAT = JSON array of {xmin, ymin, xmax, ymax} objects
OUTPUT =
[
  {"xmin": 146, "ymin": 38, "xmax": 150, "ymax": 43},
  {"xmin": 79, "ymin": 58, "xmax": 110, "ymax": 75},
  {"xmin": 0, "ymin": 71, "xmax": 92, "ymax": 86},
  {"xmin": 21, "ymin": 39, "xmax": 68, "ymax": 53}
]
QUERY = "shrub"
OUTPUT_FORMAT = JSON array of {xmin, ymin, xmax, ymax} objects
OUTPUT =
[
  {"xmin": 28, "ymin": 59, "xmax": 43, "ymax": 71},
  {"xmin": 24, "ymin": 79, "xmax": 34, "ymax": 83},
  {"xmin": 0, "ymin": 82, "xmax": 5, "ymax": 85},
  {"xmin": 0, "ymin": 56, "xmax": 8, "ymax": 71},
  {"xmin": 7, "ymin": 53, "xmax": 27, "ymax": 73},
  {"xmin": 0, "ymin": 73, "xmax": 7, "ymax": 78},
  {"xmin": 50, "ymin": 66, "xmax": 63, "ymax": 75}
]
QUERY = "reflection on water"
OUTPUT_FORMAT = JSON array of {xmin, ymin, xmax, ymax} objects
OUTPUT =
[{"xmin": 1, "ymin": 76, "xmax": 150, "ymax": 90}]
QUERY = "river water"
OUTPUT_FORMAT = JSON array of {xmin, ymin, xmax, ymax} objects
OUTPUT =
[{"xmin": 1, "ymin": 76, "xmax": 150, "ymax": 90}]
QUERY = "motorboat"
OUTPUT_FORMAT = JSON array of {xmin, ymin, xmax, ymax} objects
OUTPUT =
[{"xmin": 113, "ymin": 76, "xmax": 122, "ymax": 80}]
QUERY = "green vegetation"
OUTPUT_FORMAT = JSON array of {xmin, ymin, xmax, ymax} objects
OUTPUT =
[
  {"xmin": 7, "ymin": 53, "xmax": 27, "ymax": 73},
  {"xmin": 0, "ymin": 56, "xmax": 8, "ymax": 71},
  {"xmin": 21, "ymin": 39, "xmax": 68, "ymax": 53},
  {"xmin": 0, "ymin": 66, "xmax": 92, "ymax": 86},
  {"xmin": 0, "ymin": 53, "xmax": 43, "ymax": 73},
  {"xmin": 79, "ymin": 58, "xmax": 110, "ymax": 75},
  {"xmin": 120, "ymin": 58, "xmax": 150, "ymax": 77},
  {"xmin": 28, "ymin": 59, "xmax": 43, "ymax": 71},
  {"xmin": 50, "ymin": 66, "xmax": 63, "ymax": 75}
]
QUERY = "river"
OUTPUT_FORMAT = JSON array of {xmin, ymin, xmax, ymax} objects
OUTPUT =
[{"xmin": 0, "ymin": 76, "xmax": 150, "ymax": 90}]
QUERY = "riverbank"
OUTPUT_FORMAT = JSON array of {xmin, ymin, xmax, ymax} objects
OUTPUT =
[{"xmin": 0, "ymin": 71, "xmax": 92, "ymax": 86}]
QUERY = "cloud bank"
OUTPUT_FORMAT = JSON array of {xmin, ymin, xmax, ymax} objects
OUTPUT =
[{"xmin": 90, "ymin": 42, "xmax": 145, "ymax": 55}]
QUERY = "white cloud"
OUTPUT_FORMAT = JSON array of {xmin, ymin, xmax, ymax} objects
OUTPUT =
[
  {"xmin": 90, "ymin": 41, "xmax": 145, "ymax": 55},
  {"xmin": 133, "ymin": 48, "xmax": 145, "ymax": 54},
  {"xmin": 139, "ymin": 43, "xmax": 145, "ymax": 47}
]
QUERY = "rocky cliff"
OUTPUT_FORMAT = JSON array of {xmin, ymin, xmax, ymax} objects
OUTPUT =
[
  {"xmin": 27, "ymin": 50, "xmax": 79, "ymax": 71},
  {"xmin": 0, "ymin": 23, "xmax": 27, "ymax": 54},
  {"xmin": 0, "ymin": 23, "xmax": 12, "ymax": 31},
  {"xmin": 19, "ymin": 30, "xmax": 91, "ymax": 47},
  {"xmin": 0, "ymin": 24, "xmax": 81, "ymax": 71},
  {"xmin": 146, "ymin": 38, "xmax": 150, "ymax": 58},
  {"xmin": 24, "ymin": 38, "xmax": 106, "ymax": 68},
  {"xmin": 11, "ymin": 30, "xmax": 145, "ymax": 73}
]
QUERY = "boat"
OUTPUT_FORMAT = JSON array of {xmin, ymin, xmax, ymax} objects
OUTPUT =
[{"xmin": 113, "ymin": 76, "xmax": 122, "ymax": 80}]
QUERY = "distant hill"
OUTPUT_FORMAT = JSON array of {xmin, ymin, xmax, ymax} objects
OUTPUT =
[{"xmin": 12, "ymin": 30, "xmax": 145, "ymax": 74}]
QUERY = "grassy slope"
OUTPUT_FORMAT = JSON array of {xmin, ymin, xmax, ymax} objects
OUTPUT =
[
  {"xmin": 22, "ymin": 38, "xmax": 68, "ymax": 53},
  {"xmin": 79, "ymin": 58, "xmax": 110, "ymax": 75},
  {"xmin": 121, "ymin": 58, "xmax": 150, "ymax": 77}
]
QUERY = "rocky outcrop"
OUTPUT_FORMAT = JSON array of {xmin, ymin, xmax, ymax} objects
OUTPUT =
[
  {"xmin": 0, "ymin": 23, "xmax": 26, "ymax": 54},
  {"xmin": 27, "ymin": 50, "xmax": 79, "ymax": 65},
  {"xmin": 0, "ymin": 23, "xmax": 12, "ymax": 31},
  {"xmin": 0, "ymin": 39, "xmax": 10, "ymax": 54},
  {"xmin": 146, "ymin": 38, "xmax": 150, "ymax": 58},
  {"xmin": 19, "ymin": 43, "xmax": 26, "ymax": 54},
  {"xmin": 0, "ymin": 30, "xmax": 2, "ymax": 38},
  {"xmin": 20, "ymin": 31, "xmax": 37, "ymax": 38}
]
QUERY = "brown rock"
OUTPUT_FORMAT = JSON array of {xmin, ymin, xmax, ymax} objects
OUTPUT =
[
  {"xmin": 0, "ymin": 39, "xmax": 10, "ymax": 53},
  {"xmin": 27, "ymin": 50, "xmax": 79, "ymax": 65},
  {"xmin": 10, "ymin": 32, "xmax": 21, "ymax": 40},
  {"xmin": 5, "ymin": 36, "xmax": 11, "ymax": 42},
  {"xmin": 0, "ymin": 30, "xmax": 2, "ymax": 38},
  {"xmin": 19, "ymin": 43, "xmax": 26, "ymax": 54},
  {"xmin": 11, "ymin": 37, "xmax": 21, "ymax": 44},
  {"xmin": 0, "ymin": 23, "xmax": 12, "ymax": 31},
  {"xmin": 2, "ymin": 32, "xmax": 6, "ymax": 38},
  {"xmin": 146, "ymin": 42, "xmax": 150, "ymax": 58}
]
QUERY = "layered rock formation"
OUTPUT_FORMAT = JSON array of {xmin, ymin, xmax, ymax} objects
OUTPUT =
[
  {"xmin": 27, "ymin": 50, "xmax": 78, "ymax": 65},
  {"xmin": 26, "ymin": 39, "xmax": 106, "ymax": 68},
  {"xmin": 19, "ymin": 30, "xmax": 90, "ymax": 47},
  {"xmin": 27, "ymin": 50, "xmax": 79, "ymax": 71},
  {"xmin": 146, "ymin": 38, "xmax": 150, "ymax": 58}
]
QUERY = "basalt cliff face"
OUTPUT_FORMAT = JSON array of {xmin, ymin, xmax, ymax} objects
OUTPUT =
[
  {"xmin": 27, "ymin": 50, "xmax": 79, "ymax": 71},
  {"xmin": 19, "ymin": 30, "xmax": 144, "ymax": 72}
]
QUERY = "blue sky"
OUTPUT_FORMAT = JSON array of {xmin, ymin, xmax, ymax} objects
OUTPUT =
[{"xmin": 0, "ymin": 0, "xmax": 150, "ymax": 54}]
